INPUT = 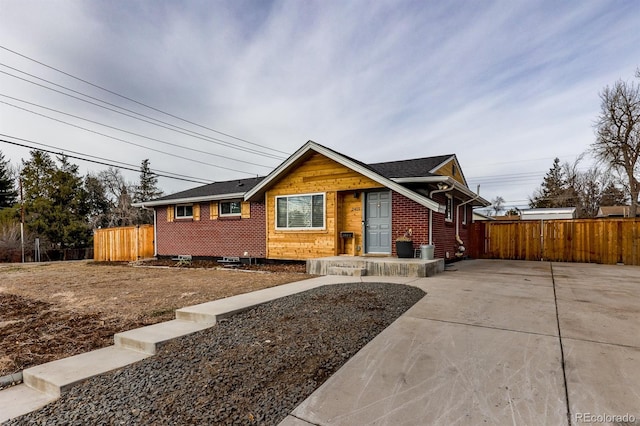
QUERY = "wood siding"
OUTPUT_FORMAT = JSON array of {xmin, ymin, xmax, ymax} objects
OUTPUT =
[
  {"xmin": 433, "ymin": 158, "xmax": 465, "ymax": 185},
  {"xmin": 472, "ymin": 219, "xmax": 640, "ymax": 265},
  {"xmin": 266, "ymin": 153, "xmax": 383, "ymax": 260},
  {"xmin": 94, "ymin": 225, "xmax": 154, "ymax": 261}
]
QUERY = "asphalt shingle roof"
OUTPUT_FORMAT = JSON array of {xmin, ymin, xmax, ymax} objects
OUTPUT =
[
  {"xmin": 151, "ymin": 176, "xmax": 265, "ymax": 202},
  {"xmin": 368, "ymin": 154, "xmax": 453, "ymax": 179}
]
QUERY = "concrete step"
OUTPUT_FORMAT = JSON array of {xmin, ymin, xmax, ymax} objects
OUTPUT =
[
  {"xmin": 176, "ymin": 276, "xmax": 343, "ymax": 324},
  {"xmin": 23, "ymin": 346, "xmax": 151, "ymax": 397},
  {"xmin": 0, "ymin": 384, "xmax": 57, "ymax": 423},
  {"xmin": 114, "ymin": 319, "xmax": 212, "ymax": 354},
  {"xmin": 327, "ymin": 266, "xmax": 367, "ymax": 276}
]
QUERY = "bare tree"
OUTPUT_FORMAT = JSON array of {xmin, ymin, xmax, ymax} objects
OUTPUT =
[
  {"xmin": 491, "ymin": 196, "xmax": 505, "ymax": 216},
  {"xmin": 592, "ymin": 69, "xmax": 640, "ymax": 217}
]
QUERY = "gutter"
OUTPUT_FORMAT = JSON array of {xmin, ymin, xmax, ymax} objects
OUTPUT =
[{"xmin": 131, "ymin": 192, "xmax": 246, "ymax": 208}]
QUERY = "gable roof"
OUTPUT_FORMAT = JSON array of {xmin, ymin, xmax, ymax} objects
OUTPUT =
[
  {"xmin": 132, "ymin": 176, "xmax": 264, "ymax": 207},
  {"xmin": 244, "ymin": 140, "xmax": 445, "ymax": 213}
]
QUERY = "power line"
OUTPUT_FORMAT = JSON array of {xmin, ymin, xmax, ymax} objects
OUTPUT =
[
  {"xmin": 0, "ymin": 137, "xmax": 213, "ymax": 184},
  {"xmin": 0, "ymin": 133, "xmax": 214, "ymax": 183},
  {"xmin": 0, "ymin": 94, "xmax": 276, "ymax": 169},
  {"xmin": 0, "ymin": 65, "xmax": 287, "ymax": 161},
  {"xmin": 0, "ymin": 99, "xmax": 265, "ymax": 176},
  {"xmin": 0, "ymin": 44, "xmax": 291, "ymax": 156}
]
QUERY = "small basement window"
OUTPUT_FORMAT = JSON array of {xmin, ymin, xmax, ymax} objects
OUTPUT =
[
  {"xmin": 220, "ymin": 201, "xmax": 242, "ymax": 217},
  {"xmin": 176, "ymin": 204, "xmax": 193, "ymax": 218}
]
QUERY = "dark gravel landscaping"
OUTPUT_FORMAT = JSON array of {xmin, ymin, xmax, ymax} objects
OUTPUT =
[{"xmin": 5, "ymin": 282, "xmax": 425, "ymax": 425}]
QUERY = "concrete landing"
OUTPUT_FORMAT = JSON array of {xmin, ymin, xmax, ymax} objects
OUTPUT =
[
  {"xmin": 22, "ymin": 346, "xmax": 151, "ymax": 397},
  {"xmin": 114, "ymin": 319, "xmax": 212, "ymax": 354},
  {"xmin": 307, "ymin": 256, "xmax": 444, "ymax": 277}
]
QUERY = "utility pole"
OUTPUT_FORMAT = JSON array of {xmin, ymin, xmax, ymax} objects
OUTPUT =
[{"xmin": 19, "ymin": 177, "xmax": 24, "ymax": 263}]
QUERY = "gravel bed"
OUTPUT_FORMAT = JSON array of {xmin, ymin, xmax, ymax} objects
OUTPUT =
[{"xmin": 5, "ymin": 282, "xmax": 424, "ymax": 425}]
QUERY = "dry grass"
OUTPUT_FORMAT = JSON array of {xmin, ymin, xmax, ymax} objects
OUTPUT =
[{"xmin": 0, "ymin": 261, "xmax": 310, "ymax": 377}]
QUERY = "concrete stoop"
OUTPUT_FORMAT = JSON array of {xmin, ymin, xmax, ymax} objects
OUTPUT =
[
  {"xmin": 308, "ymin": 256, "xmax": 444, "ymax": 278},
  {"xmin": 0, "ymin": 276, "xmax": 342, "ymax": 423}
]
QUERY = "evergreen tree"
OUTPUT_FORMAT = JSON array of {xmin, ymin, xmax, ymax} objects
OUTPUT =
[
  {"xmin": 134, "ymin": 159, "xmax": 163, "ymax": 224},
  {"xmin": 0, "ymin": 151, "xmax": 17, "ymax": 208},
  {"xmin": 529, "ymin": 158, "xmax": 568, "ymax": 208},
  {"xmin": 21, "ymin": 151, "xmax": 91, "ymax": 249}
]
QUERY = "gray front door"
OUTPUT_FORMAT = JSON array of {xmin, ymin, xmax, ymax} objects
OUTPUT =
[{"xmin": 365, "ymin": 191, "xmax": 391, "ymax": 253}]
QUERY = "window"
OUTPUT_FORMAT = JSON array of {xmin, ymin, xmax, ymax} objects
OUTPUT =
[
  {"xmin": 176, "ymin": 204, "xmax": 193, "ymax": 218},
  {"xmin": 445, "ymin": 195, "xmax": 453, "ymax": 222},
  {"xmin": 276, "ymin": 193, "xmax": 325, "ymax": 229},
  {"xmin": 220, "ymin": 201, "xmax": 242, "ymax": 217},
  {"xmin": 462, "ymin": 203, "xmax": 467, "ymax": 225}
]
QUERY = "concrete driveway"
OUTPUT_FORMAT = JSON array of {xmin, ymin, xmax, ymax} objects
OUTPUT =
[{"xmin": 282, "ymin": 260, "xmax": 640, "ymax": 425}]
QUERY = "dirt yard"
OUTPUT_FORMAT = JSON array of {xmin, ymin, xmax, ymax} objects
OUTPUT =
[{"xmin": 0, "ymin": 261, "xmax": 308, "ymax": 380}]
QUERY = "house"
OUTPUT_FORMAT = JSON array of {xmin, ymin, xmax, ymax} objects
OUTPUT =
[
  {"xmin": 596, "ymin": 206, "xmax": 639, "ymax": 218},
  {"xmin": 520, "ymin": 207, "xmax": 576, "ymax": 220},
  {"xmin": 134, "ymin": 141, "xmax": 489, "ymax": 261}
]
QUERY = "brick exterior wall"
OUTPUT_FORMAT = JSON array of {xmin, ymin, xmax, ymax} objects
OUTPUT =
[
  {"xmin": 155, "ymin": 202, "xmax": 266, "ymax": 258},
  {"xmin": 391, "ymin": 192, "xmax": 472, "ymax": 259}
]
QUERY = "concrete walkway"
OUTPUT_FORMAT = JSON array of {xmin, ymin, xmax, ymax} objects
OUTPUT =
[{"xmin": 282, "ymin": 260, "xmax": 640, "ymax": 425}]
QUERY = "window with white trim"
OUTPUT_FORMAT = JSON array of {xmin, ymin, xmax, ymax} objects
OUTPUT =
[
  {"xmin": 176, "ymin": 204, "xmax": 193, "ymax": 218},
  {"xmin": 462, "ymin": 203, "xmax": 467, "ymax": 225},
  {"xmin": 445, "ymin": 195, "xmax": 453, "ymax": 222},
  {"xmin": 276, "ymin": 193, "xmax": 325, "ymax": 229},
  {"xmin": 219, "ymin": 201, "xmax": 242, "ymax": 217}
]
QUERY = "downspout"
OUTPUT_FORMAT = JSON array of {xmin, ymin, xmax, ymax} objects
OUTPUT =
[
  {"xmin": 454, "ymin": 185, "xmax": 482, "ymax": 257},
  {"xmin": 153, "ymin": 208, "xmax": 157, "ymax": 257},
  {"xmin": 428, "ymin": 184, "xmax": 455, "ymax": 245}
]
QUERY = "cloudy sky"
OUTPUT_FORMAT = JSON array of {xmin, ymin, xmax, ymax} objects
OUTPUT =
[{"xmin": 1, "ymin": 1, "xmax": 639, "ymax": 210}]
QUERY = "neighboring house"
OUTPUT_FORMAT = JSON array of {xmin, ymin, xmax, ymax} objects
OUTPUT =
[
  {"xmin": 134, "ymin": 141, "xmax": 489, "ymax": 261},
  {"xmin": 596, "ymin": 206, "xmax": 639, "ymax": 218},
  {"xmin": 520, "ymin": 207, "xmax": 577, "ymax": 220},
  {"xmin": 472, "ymin": 211, "xmax": 497, "ymax": 222}
]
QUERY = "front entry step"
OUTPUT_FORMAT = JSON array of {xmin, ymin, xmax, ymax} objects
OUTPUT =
[{"xmin": 327, "ymin": 266, "xmax": 367, "ymax": 276}]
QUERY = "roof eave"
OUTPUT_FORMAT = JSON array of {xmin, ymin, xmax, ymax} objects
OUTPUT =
[
  {"xmin": 132, "ymin": 192, "xmax": 246, "ymax": 208},
  {"xmin": 392, "ymin": 176, "xmax": 490, "ymax": 207}
]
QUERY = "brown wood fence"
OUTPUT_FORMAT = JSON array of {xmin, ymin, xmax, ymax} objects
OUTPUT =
[
  {"xmin": 469, "ymin": 218, "xmax": 640, "ymax": 265},
  {"xmin": 93, "ymin": 225, "xmax": 155, "ymax": 261}
]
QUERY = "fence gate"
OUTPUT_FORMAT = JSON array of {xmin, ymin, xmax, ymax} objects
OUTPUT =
[{"xmin": 470, "ymin": 218, "xmax": 640, "ymax": 266}]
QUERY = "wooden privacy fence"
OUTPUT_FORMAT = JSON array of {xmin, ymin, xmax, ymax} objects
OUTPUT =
[
  {"xmin": 470, "ymin": 219, "xmax": 640, "ymax": 265},
  {"xmin": 93, "ymin": 225, "xmax": 155, "ymax": 261}
]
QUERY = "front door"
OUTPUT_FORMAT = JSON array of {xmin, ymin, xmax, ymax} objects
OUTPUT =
[{"xmin": 365, "ymin": 191, "xmax": 391, "ymax": 254}]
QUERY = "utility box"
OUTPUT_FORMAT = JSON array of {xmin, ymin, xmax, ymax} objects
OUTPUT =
[{"xmin": 421, "ymin": 245, "xmax": 434, "ymax": 260}]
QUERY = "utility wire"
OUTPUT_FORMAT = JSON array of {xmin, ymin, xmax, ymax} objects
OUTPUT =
[
  {"xmin": 0, "ymin": 94, "xmax": 275, "ymax": 169},
  {"xmin": 0, "ymin": 133, "xmax": 215, "ymax": 183},
  {"xmin": 0, "ymin": 137, "xmax": 213, "ymax": 184},
  {"xmin": 0, "ymin": 44, "xmax": 291, "ymax": 156},
  {"xmin": 0, "ymin": 65, "xmax": 287, "ymax": 160},
  {"xmin": 0, "ymin": 99, "xmax": 265, "ymax": 176}
]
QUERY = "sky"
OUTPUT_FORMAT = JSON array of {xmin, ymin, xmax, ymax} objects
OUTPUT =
[{"xmin": 1, "ymin": 0, "xmax": 639, "ymax": 211}]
